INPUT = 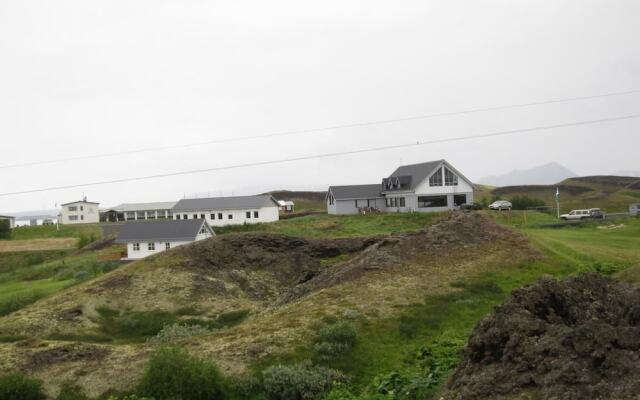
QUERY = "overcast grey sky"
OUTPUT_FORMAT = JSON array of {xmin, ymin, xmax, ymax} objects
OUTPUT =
[{"xmin": 1, "ymin": 0, "xmax": 639, "ymax": 212}]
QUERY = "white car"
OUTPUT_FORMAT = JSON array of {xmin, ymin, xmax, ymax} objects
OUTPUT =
[
  {"xmin": 488, "ymin": 200, "xmax": 512, "ymax": 210},
  {"xmin": 560, "ymin": 209, "xmax": 591, "ymax": 220}
]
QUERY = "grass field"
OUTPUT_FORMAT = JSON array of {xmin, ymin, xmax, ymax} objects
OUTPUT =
[
  {"xmin": 0, "ymin": 238, "xmax": 78, "ymax": 252},
  {"xmin": 216, "ymin": 212, "xmax": 440, "ymax": 237},
  {"xmin": 8, "ymin": 223, "xmax": 102, "ymax": 241}
]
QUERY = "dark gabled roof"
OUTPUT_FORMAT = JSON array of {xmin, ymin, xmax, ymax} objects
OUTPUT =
[
  {"xmin": 0, "ymin": 215, "xmax": 14, "ymax": 219},
  {"xmin": 172, "ymin": 195, "xmax": 279, "ymax": 213},
  {"xmin": 115, "ymin": 219, "xmax": 212, "ymax": 243},
  {"xmin": 387, "ymin": 160, "xmax": 444, "ymax": 191},
  {"xmin": 328, "ymin": 184, "xmax": 383, "ymax": 200}
]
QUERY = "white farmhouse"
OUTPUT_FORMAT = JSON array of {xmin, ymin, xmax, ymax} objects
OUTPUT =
[
  {"xmin": 171, "ymin": 195, "xmax": 280, "ymax": 227},
  {"xmin": 0, "ymin": 215, "xmax": 15, "ymax": 229},
  {"xmin": 59, "ymin": 198, "xmax": 100, "ymax": 224},
  {"xmin": 115, "ymin": 219, "xmax": 214, "ymax": 260},
  {"xmin": 327, "ymin": 160, "xmax": 474, "ymax": 215}
]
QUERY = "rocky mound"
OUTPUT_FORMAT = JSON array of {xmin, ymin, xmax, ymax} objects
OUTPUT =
[{"xmin": 444, "ymin": 273, "xmax": 640, "ymax": 400}]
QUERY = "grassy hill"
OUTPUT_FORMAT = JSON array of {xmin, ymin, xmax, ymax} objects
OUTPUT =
[
  {"xmin": 0, "ymin": 212, "xmax": 639, "ymax": 399},
  {"xmin": 475, "ymin": 175, "xmax": 640, "ymax": 212}
]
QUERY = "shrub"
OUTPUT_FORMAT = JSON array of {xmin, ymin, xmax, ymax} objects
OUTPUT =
[
  {"xmin": 262, "ymin": 360, "xmax": 345, "ymax": 400},
  {"xmin": 314, "ymin": 321, "xmax": 357, "ymax": 359},
  {"xmin": 96, "ymin": 307, "xmax": 177, "ymax": 339},
  {"xmin": 149, "ymin": 323, "xmax": 210, "ymax": 343},
  {"xmin": 0, "ymin": 372, "xmax": 46, "ymax": 400},
  {"xmin": 56, "ymin": 382, "xmax": 89, "ymax": 400},
  {"xmin": 0, "ymin": 291, "xmax": 44, "ymax": 316},
  {"xmin": 138, "ymin": 347, "xmax": 224, "ymax": 400},
  {"xmin": 509, "ymin": 195, "xmax": 546, "ymax": 210}
]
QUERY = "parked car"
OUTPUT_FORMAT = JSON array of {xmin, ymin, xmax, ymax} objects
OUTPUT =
[
  {"xmin": 560, "ymin": 209, "xmax": 592, "ymax": 220},
  {"xmin": 460, "ymin": 203, "xmax": 482, "ymax": 211},
  {"xmin": 488, "ymin": 200, "xmax": 512, "ymax": 210},
  {"xmin": 589, "ymin": 208, "xmax": 606, "ymax": 219}
]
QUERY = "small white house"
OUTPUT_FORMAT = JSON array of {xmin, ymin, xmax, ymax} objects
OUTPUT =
[
  {"xmin": 277, "ymin": 200, "xmax": 295, "ymax": 213},
  {"xmin": 631, "ymin": 203, "xmax": 640, "ymax": 216},
  {"xmin": 115, "ymin": 219, "xmax": 214, "ymax": 260},
  {"xmin": 171, "ymin": 195, "xmax": 280, "ymax": 227},
  {"xmin": 327, "ymin": 159, "xmax": 474, "ymax": 215},
  {"xmin": 0, "ymin": 215, "xmax": 15, "ymax": 229},
  {"xmin": 60, "ymin": 198, "xmax": 100, "ymax": 224}
]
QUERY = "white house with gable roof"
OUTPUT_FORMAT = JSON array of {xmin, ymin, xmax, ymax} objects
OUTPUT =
[
  {"xmin": 327, "ymin": 160, "xmax": 474, "ymax": 215},
  {"xmin": 171, "ymin": 194, "xmax": 280, "ymax": 227}
]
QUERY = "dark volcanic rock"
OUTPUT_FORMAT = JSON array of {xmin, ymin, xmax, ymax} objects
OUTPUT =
[{"xmin": 443, "ymin": 273, "xmax": 640, "ymax": 400}]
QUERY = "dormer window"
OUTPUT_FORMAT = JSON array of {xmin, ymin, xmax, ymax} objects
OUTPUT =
[
  {"xmin": 429, "ymin": 167, "xmax": 443, "ymax": 186},
  {"xmin": 444, "ymin": 167, "xmax": 458, "ymax": 186}
]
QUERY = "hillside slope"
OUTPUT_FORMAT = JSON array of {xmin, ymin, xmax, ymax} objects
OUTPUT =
[
  {"xmin": 0, "ymin": 213, "xmax": 538, "ymax": 397},
  {"xmin": 475, "ymin": 175, "xmax": 640, "ymax": 212}
]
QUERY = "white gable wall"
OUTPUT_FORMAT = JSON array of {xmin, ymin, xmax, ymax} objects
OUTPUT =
[{"xmin": 60, "ymin": 201, "xmax": 100, "ymax": 224}]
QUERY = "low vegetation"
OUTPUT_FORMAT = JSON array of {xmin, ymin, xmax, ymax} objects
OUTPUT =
[
  {"xmin": 8, "ymin": 223, "xmax": 102, "ymax": 241},
  {"xmin": 0, "ymin": 372, "xmax": 46, "ymax": 400}
]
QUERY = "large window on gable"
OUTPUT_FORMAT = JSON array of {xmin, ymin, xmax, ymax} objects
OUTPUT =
[
  {"xmin": 444, "ymin": 167, "xmax": 458, "ymax": 186},
  {"xmin": 429, "ymin": 167, "xmax": 443, "ymax": 186}
]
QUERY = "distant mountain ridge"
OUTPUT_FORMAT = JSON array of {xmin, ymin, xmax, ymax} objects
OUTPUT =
[{"xmin": 479, "ymin": 162, "xmax": 577, "ymax": 187}]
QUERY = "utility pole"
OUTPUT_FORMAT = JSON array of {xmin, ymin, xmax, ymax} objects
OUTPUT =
[{"xmin": 555, "ymin": 187, "xmax": 560, "ymax": 219}]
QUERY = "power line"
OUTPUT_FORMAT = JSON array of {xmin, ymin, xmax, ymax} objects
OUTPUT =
[
  {"xmin": 0, "ymin": 113, "xmax": 637, "ymax": 197},
  {"xmin": 1, "ymin": 89, "xmax": 639, "ymax": 170}
]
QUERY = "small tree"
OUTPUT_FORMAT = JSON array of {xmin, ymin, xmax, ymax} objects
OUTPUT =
[{"xmin": 0, "ymin": 219, "xmax": 11, "ymax": 240}]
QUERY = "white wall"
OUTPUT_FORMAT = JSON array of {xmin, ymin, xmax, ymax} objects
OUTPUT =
[
  {"xmin": 124, "ymin": 230, "xmax": 212, "ymax": 260},
  {"xmin": 172, "ymin": 206, "xmax": 279, "ymax": 226},
  {"xmin": 60, "ymin": 201, "xmax": 100, "ymax": 224}
]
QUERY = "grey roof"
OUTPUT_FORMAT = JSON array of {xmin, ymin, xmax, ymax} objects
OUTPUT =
[
  {"xmin": 328, "ymin": 184, "xmax": 383, "ymax": 200},
  {"xmin": 104, "ymin": 201, "xmax": 177, "ymax": 213},
  {"xmin": 115, "ymin": 219, "xmax": 212, "ymax": 243},
  {"xmin": 172, "ymin": 195, "xmax": 279, "ymax": 212},
  {"xmin": 387, "ymin": 160, "xmax": 444, "ymax": 191}
]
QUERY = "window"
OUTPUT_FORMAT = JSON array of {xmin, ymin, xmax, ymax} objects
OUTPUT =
[
  {"xmin": 80, "ymin": 215, "xmax": 84, "ymax": 220},
  {"xmin": 218, "ymin": 213, "xmax": 223, "ymax": 219},
  {"xmin": 400, "ymin": 197, "xmax": 405, "ymax": 207},
  {"xmin": 80, "ymin": 206, "xmax": 84, "ymax": 211},
  {"xmin": 210, "ymin": 214, "xmax": 215, "ymax": 220},
  {"xmin": 133, "ymin": 243, "xmax": 140, "ymax": 251},
  {"xmin": 68, "ymin": 206, "xmax": 78, "ymax": 211},
  {"xmin": 183, "ymin": 214, "xmax": 187, "ymax": 219},
  {"xmin": 193, "ymin": 214, "xmax": 198, "ymax": 219},
  {"xmin": 254, "ymin": 211, "xmax": 259, "ymax": 218},
  {"xmin": 444, "ymin": 167, "xmax": 458, "ymax": 186},
  {"xmin": 148, "ymin": 242, "xmax": 155, "ymax": 251},
  {"xmin": 176, "ymin": 214, "xmax": 181, "ymax": 220},
  {"xmin": 329, "ymin": 194, "xmax": 334, "ymax": 205},
  {"xmin": 200, "ymin": 214, "xmax": 205, "ymax": 219},
  {"xmin": 199, "ymin": 227, "xmax": 207, "ymax": 234},
  {"xmin": 69, "ymin": 215, "xmax": 78, "ymax": 221},
  {"xmin": 246, "ymin": 211, "xmax": 251, "ymax": 218},
  {"xmin": 429, "ymin": 167, "xmax": 443, "ymax": 186},
  {"xmin": 228, "ymin": 214, "xmax": 233, "ymax": 219},
  {"xmin": 454, "ymin": 194, "xmax": 467, "ymax": 206},
  {"xmin": 418, "ymin": 195, "xmax": 448, "ymax": 208},
  {"xmin": 165, "ymin": 242, "xmax": 171, "ymax": 250}
]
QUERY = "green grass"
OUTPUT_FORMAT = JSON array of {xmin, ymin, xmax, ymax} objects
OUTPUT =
[
  {"xmin": 0, "ymin": 250, "xmax": 71, "ymax": 274},
  {"xmin": 0, "ymin": 253, "xmax": 120, "ymax": 284},
  {"xmin": 8, "ymin": 223, "xmax": 102, "ymax": 241},
  {"xmin": 0, "ymin": 279, "xmax": 73, "ymax": 316},
  {"xmin": 216, "ymin": 212, "xmax": 441, "ymax": 238}
]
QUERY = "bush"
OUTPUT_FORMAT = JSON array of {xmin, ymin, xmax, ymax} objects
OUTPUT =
[
  {"xmin": 509, "ymin": 195, "xmax": 546, "ymax": 210},
  {"xmin": 0, "ymin": 291, "xmax": 44, "ymax": 316},
  {"xmin": 96, "ymin": 307, "xmax": 177, "ymax": 339},
  {"xmin": 56, "ymin": 382, "xmax": 89, "ymax": 400},
  {"xmin": 0, "ymin": 372, "xmax": 46, "ymax": 400},
  {"xmin": 314, "ymin": 321, "xmax": 357, "ymax": 359},
  {"xmin": 149, "ymin": 323, "xmax": 210, "ymax": 344},
  {"xmin": 262, "ymin": 360, "xmax": 345, "ymax": 400},
  {"xmin": 138, "ymin": 347, "xmax": 224, "ymax": 400}
]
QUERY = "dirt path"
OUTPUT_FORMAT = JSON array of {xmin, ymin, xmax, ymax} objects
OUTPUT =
[{"xmin": 0, "ymin": 238, "xmax": 77, "ymax": 252}]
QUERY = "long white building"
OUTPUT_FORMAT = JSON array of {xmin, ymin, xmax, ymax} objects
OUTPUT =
[{"xmin": 171, "ymin": 195, "xmax": 280, "ymax": 227}]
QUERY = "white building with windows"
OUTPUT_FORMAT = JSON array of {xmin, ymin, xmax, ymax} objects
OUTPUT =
[
  {"xmin": 327, "ymin": 160, "xmax": 474, "ymax": 215},
  {"xmin": 171, "ymin": 195, "xmax": 280, "ymax": 226},
  {"xmin": 115, "ymin": 219, "xmax": 214, "ymax": 260},
  {"xmin": 101, "ymin": 201, "xmax": 177, "ymax": 222},
  {"xmin": 59, "ymin": 199, "xmax": 100, "ymax": 224}
]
